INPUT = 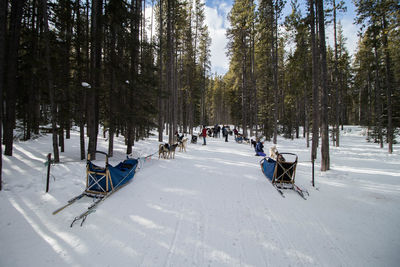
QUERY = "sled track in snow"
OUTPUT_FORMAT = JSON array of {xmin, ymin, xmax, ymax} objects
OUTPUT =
[
  {"xmin": 253, "ymin": 182, "xmax": 310, "ymax": 266},
  {"xmin": 193, "ymin": 197, "xmax": 206, "ymax": 266},
  {"xmin": 240, "ymin": 182, "xmax": 270, "ymax": 266},
  {"xmin": 164, "ymin": 204, "xmax": 184, "ymax": 267},
  {"xmin": 291, "ymin": 203, "xmax": 349, "ymax": 266}
]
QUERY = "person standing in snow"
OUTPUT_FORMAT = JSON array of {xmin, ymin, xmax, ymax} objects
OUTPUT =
[
  {"xmin": 255, "ymin": 140, "xmax": 266, "ymax": 156},
  {"xmin": 233, "ymin": 128, "xmax": 238, "ymax": 136},
  {"xmin": 222, "ymin": 126, "xmax": 228, "ymax": 142},
  {"xmin": 202, "ymin": 126, "xmax": 207, "ymax": 145}
]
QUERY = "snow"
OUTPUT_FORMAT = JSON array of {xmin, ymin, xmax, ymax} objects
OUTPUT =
[
  {"xmin": 81, "ymin": 82, "xmax": 91, "ymax": 88},
  {"xmin": 1, "ymin": 126, "xmax": 399, "ymax": 266}
]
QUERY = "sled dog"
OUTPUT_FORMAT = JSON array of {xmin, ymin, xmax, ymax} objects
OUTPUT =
[{"xmin": 179, "ymin": 138, "xmax": 188, "ymax": 152}]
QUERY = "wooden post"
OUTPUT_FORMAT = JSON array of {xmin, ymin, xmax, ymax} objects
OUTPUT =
[{"xmin": 46, "ymin": 153, "xmax": 51, "ymax": 193}]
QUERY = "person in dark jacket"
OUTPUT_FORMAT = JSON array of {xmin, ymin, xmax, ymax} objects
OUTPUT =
[
  {"xmin": 255, "ymin": 140, "xmax": 266, "ymax": 156},
  {"xmin": 233, "ymin": 128, "xmax": 238, "ymax": 136},
  {"xmin": 175, "ymin": 131, "xmax": 183, "ymax": 143},
  {"xmin": 222, "ymin": 126, "xmax": 228, "ymax": 142}
]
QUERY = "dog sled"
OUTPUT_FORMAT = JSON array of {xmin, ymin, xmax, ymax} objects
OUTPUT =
[
  {"xmin": 235, "ymin": 135, "xmax": 244, "ymax": 143},
  {"xmin": 191, "ymin": 135, "xmax": 198, "ymax": 144},
  {"xmin": 53, "ymin": 151, "xmax": 139, "ymax": 226},
  {"xmin": 260, "ymin": 152, "xmax": 308, "ymax": 199},
  {"xmin": 85, "ymin": 151, "xmax": 138, "ymax": 196}
]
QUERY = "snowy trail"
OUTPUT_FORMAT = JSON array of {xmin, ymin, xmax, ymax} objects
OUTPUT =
[{"xmin": 1, "ymin": 127, "xmax": 400, "ymax": 266}]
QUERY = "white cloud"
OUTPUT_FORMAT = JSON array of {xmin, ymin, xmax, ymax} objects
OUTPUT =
[
  {"xmin": 205, "ymin": 4, "xmax": 231, "ymax": 75},
  {"xmin": 144, "ymin": 2, "xmax": 230, "ymax": 75},
  {"xmin": 340, "ymin": 17, "xmax": 359, "ymax": 57},
  {"xmin": 325, "ymin": 17, "xmax": 359, "ymax": 61},
  {"xmin": 144, "ymin": 5, "xmax": 156, "ymax": 42}
]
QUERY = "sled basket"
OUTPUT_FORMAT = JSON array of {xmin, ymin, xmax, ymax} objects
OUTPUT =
[
  {"xmin": 260, "ymin": 153, "xmax": 298, "ymax": 189},
  {"xmin": 85, "ymin": 151, "xmax": 138, "ymax": 196}
]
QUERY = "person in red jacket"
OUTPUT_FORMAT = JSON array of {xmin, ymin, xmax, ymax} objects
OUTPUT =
[{"xmin": 202, "ymin": 126, "xmax": 207, "ymax": 145}]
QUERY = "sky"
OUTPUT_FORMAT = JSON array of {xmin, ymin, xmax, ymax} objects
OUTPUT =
[{"xmin": 204, "ymin": 0, "xmax": 359, "ymax": 75}]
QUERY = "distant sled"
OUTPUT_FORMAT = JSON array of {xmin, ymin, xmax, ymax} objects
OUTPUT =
[
  {"xmin": 260, "ymin": 153, "xmax": 308, "ymax": 199},
  {"xmin": 53, "ymin": 151, "xmax": 138, "ymax": 227}
]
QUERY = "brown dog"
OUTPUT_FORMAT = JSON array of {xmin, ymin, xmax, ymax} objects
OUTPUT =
[{"xmin": 158, "ymin": 144, "xmax": 169, "ymax": 159}]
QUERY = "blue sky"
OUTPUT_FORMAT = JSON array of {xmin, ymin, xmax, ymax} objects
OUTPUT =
[{"xmin": 204, "ymin": 0, "xmax": 359, "ymax": 75}]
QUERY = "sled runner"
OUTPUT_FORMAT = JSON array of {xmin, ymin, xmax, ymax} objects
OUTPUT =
[
  {"xmin": 260, "ymin": 153, "xmax": 308, "ymax": 199},
  {"xmin": 53, "ymin": 151, "xmax": 138, "ymax": 226}
]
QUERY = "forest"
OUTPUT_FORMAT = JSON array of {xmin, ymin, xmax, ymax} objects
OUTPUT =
[{"xmin": 0, "ymin": 0, "xmax": 399, "ymax": 190}]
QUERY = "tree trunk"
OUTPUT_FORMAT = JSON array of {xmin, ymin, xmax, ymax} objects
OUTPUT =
[
  {"xmin": 333, "ymin": 0, "xmax": 340, "ymax": 147},
  {"xmin": 59, "ymin": 126, "xmax": 65, "ymax": 153},
  {"xmin": 317, "ymin": 0, "xmax": 330, "ymax": 171},
  {"xmin": 27, "ymin": 2, "xmax": 39, "ymax": 139},
  {"xmin": 272, "ymin": 4, "xmax": 278, "ymax": 144},
  {"xmin": 309, "ymin": 0, "xmax": 319, "ymax": 185},
  {"xmin": 167, "ymin": 0, "xmax": 173, "ymax": 144},
  {"xmin": 373, "ymin": 44, "xmax": 383, "ymax": 148},
  {"xmin": 0, "ymin": 0, "xmax": 6, "ymax": 190},
  {"xmin": 4, "ymin": 0, "xmax": 25, "ymax": 156},
  {"xmin": 158, "ymin": 0, "xmax": 164, "ymax": 142},
  {"xmin": 41, "ymin": 0, "xmax": 60, "ymax": 163},
  {"xmin": 382, "ymin": 15, "xmax": 393, "ymax": 154},
  {"xmin": 75, "ymin": 0, "xmax": 85, "ymax": 160},
  {"xmin": 241, "ymin": 31, "xmax": 248, "ymax": 138},
  {"xmin": 88, "ymin": 0, "xmax": 102, "ymax": 160},
  {"xmin": 108, "ymin": 22, "xmax": 117, "ymax": 157}
]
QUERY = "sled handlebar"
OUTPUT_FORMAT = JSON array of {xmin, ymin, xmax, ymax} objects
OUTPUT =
[
  {"xmin": 277, "ymin": 152, "xmax": 298, "ymax": 163},
  {"xmin": 87, "ymin": 151, "xmax": 110, "ymax": 164}
]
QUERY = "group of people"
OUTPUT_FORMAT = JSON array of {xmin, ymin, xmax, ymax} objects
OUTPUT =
[
  {"xmin": 201, "ymin": 125, "xmax": 231, "ymax": 145},
  {"xmin": 199, "ymin": 125, "xmax": 267, "ymax": 158},
  {"xmin": 234, "ymin": 127, "xmax": 266, "ymax": 157},
  {"xmin": 176, "ymin": 126, "xmax": 271, "ymax": 160}
]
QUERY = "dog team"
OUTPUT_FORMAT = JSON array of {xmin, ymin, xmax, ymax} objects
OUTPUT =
[{"xmin": 158, "ymin": 131, "xmax": 188, "ymax": 159}]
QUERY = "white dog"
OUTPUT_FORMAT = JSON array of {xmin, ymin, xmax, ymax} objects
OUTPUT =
[
  {"xmin": 269, "ymin": 145, "xmax": 278, "ymax": 160},
  {"xmin": 270, "ymin": 145, "xmax": 286, "ymax": 161}
]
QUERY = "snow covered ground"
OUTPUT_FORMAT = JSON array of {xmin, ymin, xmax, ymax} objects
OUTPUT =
[{"xmin": 1, "ymin": 126, "xmax": 399, "ymax": 267}]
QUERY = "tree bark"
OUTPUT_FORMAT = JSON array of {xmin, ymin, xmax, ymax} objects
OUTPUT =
[
  {"xmin": 88, "ymin": 0, "xmax": 102, "ymax": 160},
  {"xmin": 74, "ymin": 0, "xmax": 86, "ymax": 160},
  {"xmin": 373, "ymin": 44, "xmax": 383, "ymax": 148},
  {"xmin": 4, "ymin": 0, "xmax": 25, "ymax": 156},
  {"xmin": 309, "ymin": 0, "xmax": 319, "ymax": 185},
  {"xmin": 158, "ymin": 0, "xmax": 164, "ymax": 142},
  {"xmin": 41, "ymin": 0, "xmax": 60, "ymax": 163},
  {"xmin": 167, "ymin": 0, "xmax": 173, "ymax": 144},
  {"xmin": 310, "ymin": 0, "xmax": 319, "ymax": 156},
  {"xmin": 0, "ymin": 0, "xmax": 6, "ymax": 189},
  {"xmin": 272, "ymin": 2, "xmax": 278, "ymax": 144},
  {"xmin": 316, "ymin": 0, "xmax": 330, "ymax": 171},
  {"xmin": 382, "ymin": 15, "xmax": 393, "ymax": 154},
  {"xmin": 333, "ymin": 0, "xmax": 340, "ymax": 147}
]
